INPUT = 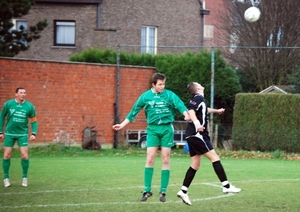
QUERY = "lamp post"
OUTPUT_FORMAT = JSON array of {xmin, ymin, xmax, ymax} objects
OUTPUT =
[{"xmin": 210, "ymin": 47, "xmax": 215, "ymax": 146}]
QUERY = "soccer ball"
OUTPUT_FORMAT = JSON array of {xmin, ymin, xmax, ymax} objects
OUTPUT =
[{"xmin": 244, "ymin": 7, "xmax": 261, "ymax": 23}]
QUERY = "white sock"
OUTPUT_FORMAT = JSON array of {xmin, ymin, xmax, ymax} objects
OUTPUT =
[
  {"xmin": 181, "ymin": 186, "xmax": 188, "ymax": 191},
  {"xmin": 222, "ymin": 181, "xmax": 229, "ymax": 187}
]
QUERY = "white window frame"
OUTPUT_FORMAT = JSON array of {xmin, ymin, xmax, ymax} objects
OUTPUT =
[
  {"xmin": 54, "ymin": 20, "xmax": 76, "ymax": 46},
  {"xmin": 11, "ymin": 19, "xmax": 27, "ymax": 31},
  {"xmin": 267, "ymin": 28, "xmax": 282, "ymax": 47},
  {"xmin": 230, "ymin": 32, "xmax": 239, "ymax": 53},
  {"xmin": 235, "ymin": 0, "xmax": 260, "ymax": 6},
  {"xmin": 141, "ymin": 26, "xmax": 157, "ymax": 54},
  {"xmin": 9, "ymin": 19, "xmax": 28, "ymax": 46}
]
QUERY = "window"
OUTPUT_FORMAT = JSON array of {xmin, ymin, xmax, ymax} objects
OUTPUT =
[
  {"xmin": 267, "ymin": 28, "xmax": 283, "ymax": 52},
  {"xmin": 236, "ymin": 0, "xmax": 260, "ymax": 6},
  {"xmin": 54, "ymin": 21, "xmax": 75, "ymax": 46},
  {"xmin": 230, "ymin": 32, "xmax": 239, "ymax": 53},
  {"xmin": 10, "ymin": 19, "xmax": 28, "ymax": 45},
  {"xmin": 204, "ymin": 25, "xmax": 214, "ymax": 39},
  {"xmin": 14, "ymin": 20, "xmax": 27, "ymax": 31},
  {"xmin": 10, "ymin": 19, "xmax": 27, "ymax": 32},
  {"xmin": 141, "ymin": 26, "xmax": 157, "ymax": 54}
]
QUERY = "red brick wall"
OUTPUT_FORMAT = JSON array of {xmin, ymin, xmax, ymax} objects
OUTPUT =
[{"xmin": 0, "ymin": 58, "xmax": 155, "ymax": 145}]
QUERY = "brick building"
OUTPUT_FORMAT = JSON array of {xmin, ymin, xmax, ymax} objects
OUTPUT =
[{"xmin": 14, "ymin": 0, "xmax": 228, "ymax": 61}]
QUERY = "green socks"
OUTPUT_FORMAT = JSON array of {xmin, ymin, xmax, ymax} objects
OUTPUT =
[
  {"xmin": 144, "ymin": 168, "xmax": 170, "ymax": 193},
  {"xmin": 144, "ymin": 167, "xmax": 154, "ymax": 192},
  {"xmin": 21, "ymin": 159, "xmax": 29, "ymax": 178},
  {"xmin": 2, "ymin": 158, "xmax": 29, "ymax": 179},
  {"xmin": 2, "ymin": 158, "xmax": 11, "ymax": 179},
  {"xmin": 160, "ymin": 169, "xmax": 170, "ymax": 193}
]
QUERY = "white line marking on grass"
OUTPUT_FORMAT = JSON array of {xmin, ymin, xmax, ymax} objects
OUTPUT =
[
  {"xmin": 235, "ymin": 178, "xmax": 300, "ymax": 183},
  {"xmin": 2, "ymin": 178, "xmax": 299, "ymax": 196},
  {"xmin": 193, "ymin": 193, "xmax": 236, "ymax": 202},
  {"xmin": 1, "ymin": 179, "xmax": 299, "ymax": 209},
  {"xmin": 0, "ymin": 194, "xmax": 236, "ymax": 209},
  {"xmin": 202, "ymin": 182, "xmax": 223, "ymax": 188}
]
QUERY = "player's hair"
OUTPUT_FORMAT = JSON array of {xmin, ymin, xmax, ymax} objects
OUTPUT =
[
  {"xmin": 16, "ymin": 87, "xmax": 25, "ymax": 93},
  {"xmin": 187, "ymin": 82, "xmax": 198, "ymax": 95},
  {"xmin": 151, "ymin": 73, "xmax": 166, "ymax": 85}
]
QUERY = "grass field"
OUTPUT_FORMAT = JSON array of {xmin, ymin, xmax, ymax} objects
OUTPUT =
[{"xmin": 0, "ymin": 145, "xmax": 299, "ymax": 212}]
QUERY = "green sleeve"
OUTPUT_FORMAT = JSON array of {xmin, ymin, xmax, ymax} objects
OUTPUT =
[
  {"xmin": 31, "ymin": 121, "xmax": 38, "ymax": 135},
  {"xmin": 0, "ymin": 103, "xmax": 8, "ymax": 133},
  {"xmin": 126, "ymin": 94, "xmax": 146, "ymax": 122},
  {"xmin": 171, "ymin": 92, "xmax": 187, "ymax": 114},
  {"xmin": 29, "ymin": 104, "xmax": 38, "ymax": 135}
]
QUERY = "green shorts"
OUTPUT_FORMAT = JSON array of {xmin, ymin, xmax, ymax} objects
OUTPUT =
[
  {"xmin": 146, "ymin": 124, "xmax": 174, "ymax": 148},
  {"xmin": 4, "ymin": 135, "xmax": 29, "ymax": 147}
]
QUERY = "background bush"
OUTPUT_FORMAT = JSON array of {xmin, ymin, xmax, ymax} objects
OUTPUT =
[{"xmin": 232, "ymin": 93, "xmax": 300, "ymax": 153}]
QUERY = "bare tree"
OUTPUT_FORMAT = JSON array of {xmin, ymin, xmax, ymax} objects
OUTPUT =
[{"xmin": 218, "ymin": 0, "xmax": 300, "ymax": 91}]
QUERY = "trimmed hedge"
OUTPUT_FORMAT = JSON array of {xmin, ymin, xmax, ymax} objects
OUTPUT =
[{"xmin": 232, "ymin": 93, "xmax": 300, "ymax": 153}]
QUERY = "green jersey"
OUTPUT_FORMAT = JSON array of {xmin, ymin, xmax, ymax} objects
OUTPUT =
[
  {"xmin": 0, "ymin": 99, "xmax": 38, "ymax": 136},
  {"xmin": 126, "ymin": 88, "xmax": 187, "ymax": 125}
]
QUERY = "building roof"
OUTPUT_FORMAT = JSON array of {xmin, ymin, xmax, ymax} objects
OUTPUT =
[{"xmin": 259, "ymin": 85, "xmax": 288, "ymax": 94}]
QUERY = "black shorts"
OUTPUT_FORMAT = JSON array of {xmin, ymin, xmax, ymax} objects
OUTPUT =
[{"xmin": 186, "ymin": 132, "xmax": 213, "ymax": 157}]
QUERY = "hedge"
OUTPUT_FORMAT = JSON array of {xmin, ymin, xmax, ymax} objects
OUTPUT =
[{"xmin": 232, "ymin": 93, "xmax": 300, "ymax": 153}]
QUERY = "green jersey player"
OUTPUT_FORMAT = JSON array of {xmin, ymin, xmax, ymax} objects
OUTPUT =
[
  {"xmin": 113, "ymin": 73, "xmax": 189, "ymax": 202},
  {"xmin": 0, "ymin": 87, "xmax": 38, "ymax": 188}
]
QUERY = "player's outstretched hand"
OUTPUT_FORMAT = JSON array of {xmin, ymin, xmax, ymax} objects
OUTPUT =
[
  {"xmin": 112, "ymin": 119, "xmax": 129, "ymax": 131},
  {"xmin": 112, "ymin": 124, "xmax": 122, "ymax": 131},
  {"xmin": 217, "ymin": 108, "xmax": 225, "ymax": 115}
]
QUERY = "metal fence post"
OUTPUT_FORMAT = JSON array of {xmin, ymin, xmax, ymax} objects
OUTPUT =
[{"xmin": 113, "ymin": 45, "xmax": 121, "ymax": 149}]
